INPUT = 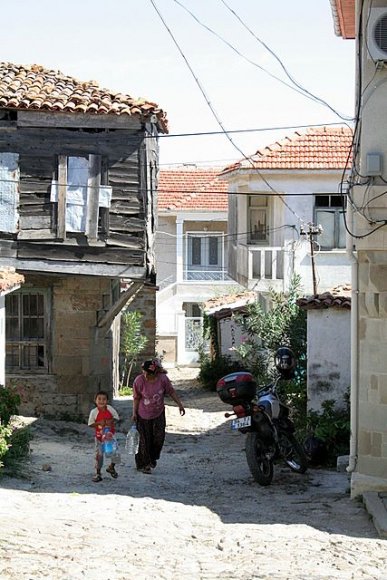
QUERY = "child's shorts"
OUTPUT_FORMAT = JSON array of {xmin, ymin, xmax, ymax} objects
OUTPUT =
[{"xmin": 95, "ymin": 438, "xmax": 121, "ymax": 464}]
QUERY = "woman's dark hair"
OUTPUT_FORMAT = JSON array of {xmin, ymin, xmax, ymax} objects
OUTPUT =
[
  {"xmin": 142, "ymin": 360, "xmax": 156, "ymax": 375},
  {"xmin": 95, "ymin": 390, "xmax": 109, "ymax": 401}
]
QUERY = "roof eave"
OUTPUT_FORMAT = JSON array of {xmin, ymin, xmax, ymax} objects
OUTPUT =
[{"xmin": 329, "ymin": 0, "xmax": 356, "ymax": 39}]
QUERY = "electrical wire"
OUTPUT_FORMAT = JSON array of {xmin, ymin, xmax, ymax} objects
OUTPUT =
[
  {"xmin": 156, "ymin": 224, "xmax": 298, "ymax": 242},
  {"xmin": 0, "ymin": 174, "xmax": 350, "ymax": 199},
  {"xmin": 155, "ymin": 121, "xmax": 348, "ymax": 139},
  {"xmin": 339, "ymin": 0, "xmax": 387, "ymax": 239},
  {"xmin": 149, "ymin": 0, "xmax": 308, "ymax": 227},
  {"xmin": 174, "ymin": 0, "xmax": 352, "ymax": 123}
]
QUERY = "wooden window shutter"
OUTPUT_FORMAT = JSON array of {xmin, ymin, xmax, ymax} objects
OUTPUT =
[
  {"xmin": 57, "ymin": 155, "xmax": 67, "ymax": 239},
  {"xmin": 86, "ymin": 154, "xmax": 101, "ymax": 241}
]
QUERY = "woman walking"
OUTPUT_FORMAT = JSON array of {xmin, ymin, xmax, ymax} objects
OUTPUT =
[{"xmin": 132, "ymin": 359, "xmax": 185, "ymax": 474}]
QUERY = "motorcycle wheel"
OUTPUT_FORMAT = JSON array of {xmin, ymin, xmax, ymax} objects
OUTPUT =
[
  {"xmin": 278, "ymin": 431, "xmax": 308, "ymax": 474},
  {"xmin": 245, "ymin": 432, "xmax": 274, "ymax": 486}
]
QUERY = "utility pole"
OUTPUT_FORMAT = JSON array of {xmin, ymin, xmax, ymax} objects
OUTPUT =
[{"xmin": 300, "ymin": 223, "xmax": 323, "ymax": 296}]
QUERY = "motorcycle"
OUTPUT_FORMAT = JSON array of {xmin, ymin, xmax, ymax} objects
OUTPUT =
[{"xmin": 216, "ymin": 348, "xmax": 308, "ymax": 486}]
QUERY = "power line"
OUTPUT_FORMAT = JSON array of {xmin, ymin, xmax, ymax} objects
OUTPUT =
[
  {"xmin": 158, "ymin": 189, "xmax": 349, "ymax": 197},
  {"xmin": 219, "ymin": 0, "xmax": 353, "ymax": 123},
  {"xmin": 0, "ymin": 175, "xmax": 350, "ymax": 198},
  {"xmin": 157, "ymin": 224, "xmax": 298, "ymax": 242},
  {"xmin": 155, "ymin": 121, "xmax": 350, "ymax": 139},
  {"xmin": 149, "ymin": 0, "xmax": 306, "ymax": 227},
  {"xmin": 174, "ymin": 0, "xmax": 352, "ymax": 124}
]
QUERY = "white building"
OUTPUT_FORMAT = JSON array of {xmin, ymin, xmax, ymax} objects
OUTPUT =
[
  {"xmin": 156, "ymin": 168, "xmax": 240, "ymax": 366},
  {"xmin": 222, "ymin": 126, "xmax": 353, "ymax": 297}
]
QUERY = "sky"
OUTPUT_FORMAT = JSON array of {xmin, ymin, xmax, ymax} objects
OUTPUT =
[{"xmin": 1, "ymin": 0, "xmax": 355, "ymax": 168}]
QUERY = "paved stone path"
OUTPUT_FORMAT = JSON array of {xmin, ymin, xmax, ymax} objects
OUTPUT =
[{"xmin": 0, "ymin": 368, "xmax": 386, "ymax": 579}]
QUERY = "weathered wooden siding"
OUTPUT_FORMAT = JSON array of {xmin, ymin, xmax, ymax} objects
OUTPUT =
[{"xmin": 0, "ymin": 123, "xmax": 150, "ymax": 270}]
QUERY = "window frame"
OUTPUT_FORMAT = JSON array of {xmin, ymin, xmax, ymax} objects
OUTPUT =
[
  {"xmin": 185, "ymin": 232, "xmax": 224, "ymax": 270},
  {"xmin": 5, "ymin": 288, "xmax": 51, "ymax": 373},
  {"xmin": 314, "ymin": 194, "xmax": 346, "ymax": 250},
  {"xmin": 53, "ymin": 154, "xmax": 110, "ymax": 240},
  {"xmin": 248, "ymin": 195, "xmax": 269, "ymax": 245}
]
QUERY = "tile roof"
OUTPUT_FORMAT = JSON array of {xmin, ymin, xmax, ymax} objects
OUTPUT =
[
  {"xmin": 221, "ymin": 126, "xmax": 353, "ymax": 174},
  {"xmin": 204, "ymin": 291, "xmax": 256, "ymax": 319},
  {"xmin": 330, "ymin": 0, "xmax": 355, "ymax": 39},
  {"xmin": 297, "ymin": 285, "xmax": 351, "ymax": 310},
  {"xmin": 0, "ymin": 267, "xmax": 24, "ymax": 294},
  {"xmin": 0, "ymin": 62, "xmax": 168, "ymax": 132},
  {"xmin": 158, "ymin": 167, "xmax": 228, "ymax": 211}
]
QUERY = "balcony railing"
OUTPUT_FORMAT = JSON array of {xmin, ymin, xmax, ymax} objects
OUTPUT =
[
  {"xmin": 183, "ymin": 268, "xmax": 232, "ymax": 281},
  {"xmin": 249, "ymin": 246, "xmax": 284, "ymax": 280}
]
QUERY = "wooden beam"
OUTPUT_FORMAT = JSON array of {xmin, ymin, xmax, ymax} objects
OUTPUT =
[
  {"xmin": 57, "ymin": 155, "xmax": 67, "ymax": 240},
  {"xmin": 86, "ymin": 154, "xmax": 101, "ymax": 241},
  {"xmin": 97, "ymin": 281, "xmax": 143, "ymax": 329},
  {"xmin": 17, "ymin": 111, "xmax": 143, "ymax": 130}
]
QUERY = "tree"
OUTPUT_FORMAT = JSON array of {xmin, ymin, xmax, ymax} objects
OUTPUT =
[
  {"xmin": 233, "ymin": 274, "xmax": 307, "ymax": 421},
  {"xmin": 120, "ymin": 310, "xmax": 148, "ymax": 387}
]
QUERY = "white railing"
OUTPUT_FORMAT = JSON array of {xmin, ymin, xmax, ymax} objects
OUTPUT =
[
  {"xmin": 183, "ymin": 269, "xmax": 232, "ymax": 282},
  {"xmin": 248, "ymin": 246, "xmax": 284, "ymax": 280}
]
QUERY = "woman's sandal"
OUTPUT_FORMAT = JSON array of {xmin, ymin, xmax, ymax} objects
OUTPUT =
[
  {"xmin": 106, "ymin": 465, "xmax": 118, "ymax": 479},
  {"xmin": 141, "ymin": 466, "xmax": 151, "ymax": 474},
  {"xmin": 92, "ymin": 474, "xmax": 103, "ymax": 483}
]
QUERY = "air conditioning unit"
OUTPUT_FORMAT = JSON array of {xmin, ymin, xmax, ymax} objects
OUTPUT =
[{"xmin": 368, "ymin": 7, "xmax": 387, "ymax": 61}]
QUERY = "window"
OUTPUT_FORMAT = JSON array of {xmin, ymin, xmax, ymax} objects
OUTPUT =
[
  {"xmin": 6, "ymin": 289, "xmax": 49, "ymax": 371},
  {"xmin": 50, "ymin": 155, "xmax": 112, "ymax": 239},
  {"xmin": 248, "ymin": 196, "xmax": 268, "ymax": 243},
  {"xmin": 315, "ymin": 194, "xmax": 346, "ymax": 249},
  {"xmin": 185, "ymin": 234, "xmax": 224, "ymax": 280}
]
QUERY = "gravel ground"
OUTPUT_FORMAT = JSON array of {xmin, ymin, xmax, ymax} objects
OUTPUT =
[{"xmin": 0, "ymin": 368, "xmax": 386, "ymax": 580}]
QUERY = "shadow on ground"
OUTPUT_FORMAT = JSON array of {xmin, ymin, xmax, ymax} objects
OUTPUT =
[{"xmin": 0, "ymin": 381, "xmax": 377, "ymax": 540}]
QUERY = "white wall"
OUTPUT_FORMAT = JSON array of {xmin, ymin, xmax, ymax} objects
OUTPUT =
[
  {"xmin": 227, "ymin": 171, "xmax": 351, "ymax": 293},
  {"xmin": 219, "ymin": 317, "xmax": 245, "ymax": 359},
  {"xmin": 156, "ymin": 216, "xmax": 176, "ymax": 286},
  {"xmin": 307, "ymin": 308, "xmax": 351, "ymax": 412}
]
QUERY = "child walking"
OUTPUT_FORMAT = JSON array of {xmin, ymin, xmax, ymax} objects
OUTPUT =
[{"xmin": 88, "ymin": 390, "xmax": 120, "ymax": 482}]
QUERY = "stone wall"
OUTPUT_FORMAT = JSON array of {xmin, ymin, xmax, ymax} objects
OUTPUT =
[
  {"xmin": 7, "ymin": 276, "xmax": 158, "ymax": 419},
  {"xmin": 356, "ymin": 250, "xmax": 387, "ymax": 487},
  {"xmin": 7, "ymin": 274, "xmax": 113, "ymax": 419}
]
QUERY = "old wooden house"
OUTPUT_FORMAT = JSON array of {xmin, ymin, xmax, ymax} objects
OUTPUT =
[{"xmin": 0, "ymin": 62, "xmax": 167, "ymax": 418}]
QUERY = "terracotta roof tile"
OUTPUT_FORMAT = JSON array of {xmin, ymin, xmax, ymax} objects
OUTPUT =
[
  {"xmin": 0, "ymin": 62, "xmax": 168, "ymax": 132},
  {"xmin": 158, "ymin": 168, "xmax": 228, "ymax": 211},
  {"xmin": 221, "ymin": 126, "xmax": 353, "ymax": 174},
  {"xmin": 0, "ymin": 267, "xmax": 24, "ymax": 294},
  {"xmin": 204, "ymin": 291, "xmax": 257, "ymax": 319},
  {"xmin": 297, "ymin": 285, "xmax": 352, "ymax": 310}
]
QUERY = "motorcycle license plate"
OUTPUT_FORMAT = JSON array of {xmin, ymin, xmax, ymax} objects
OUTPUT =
[{"xmin": 231, "ymin": 416, "xmax": 251, "ymax": 430}]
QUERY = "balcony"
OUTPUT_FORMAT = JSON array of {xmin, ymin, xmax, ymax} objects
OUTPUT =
[
  {"xmin": 183, "ymin": 268, "xmax": 233, "ymax": 282},
  {"xmin": 249, "ymin": 246, "xmax": 284, "ymax": 280},
  {"xmin": 229, "ymin": 243, "xmax": 290, "ymax": 291}
]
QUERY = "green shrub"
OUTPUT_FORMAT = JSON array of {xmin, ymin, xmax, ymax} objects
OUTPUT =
[
  {"xmin": 0, "ymin": 386, "xmax": 31, "ymax": 473},
  {"xmin": 305, "ymin": 399, "xmax": 350, "ymax": 466},
  {"xmin": 0, "ymin": 422, "xmax": 12, "ymax": 467},
  {"xmin": 198, "ymin": 353, "xmax": 244, "ymax": 391},
  {"xmin": 118, "ymin": 386, "xmax": 133, "ymax": 397},
  {"xmin": 2, "ymin": 424, "xmax": 32, "ymax": 469},
  {"xmin": 0, "ymin": 386, "xmax": 21, "ymax": 425}
]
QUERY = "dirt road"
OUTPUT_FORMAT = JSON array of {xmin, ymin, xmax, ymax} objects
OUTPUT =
[{"xmin": 0, "ymin": 369, "xmax": 386, "ymax": 580}]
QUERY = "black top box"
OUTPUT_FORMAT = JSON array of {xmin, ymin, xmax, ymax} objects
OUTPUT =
[{"xmin": 216, "ymin": 372, "xmax": 257, "ymax": 404}]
